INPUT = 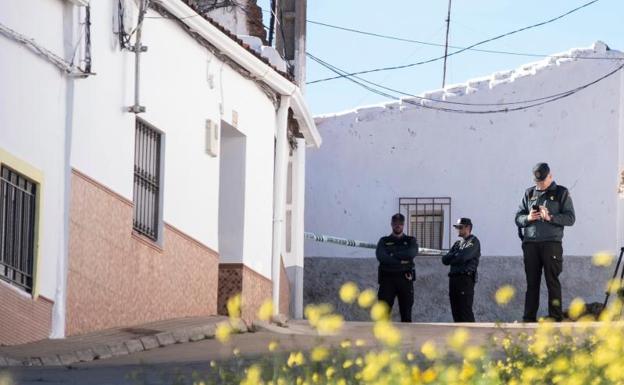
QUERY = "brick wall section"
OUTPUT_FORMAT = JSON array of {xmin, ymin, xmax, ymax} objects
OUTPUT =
[
  {"xmin": 217, "ymin": 264, "xmax": 243, "ymax": 316},
  {"xmin": 218, "ymin": 262, "xmax": 290, "ymax": 323},
  {"xmin": 0, "ymin": 282, "xmax": 53, "ymax": 345},
  {"xmin": 244, "ymin": 0, "xmax": 267, "ymax": 43},
  {"xmin": 66, "ymin": 170, "xmax": 220, "ymax": 336}
]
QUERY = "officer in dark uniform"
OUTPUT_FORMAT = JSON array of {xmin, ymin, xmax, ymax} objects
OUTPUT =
[
  {"xmin": 376, "ymin": 213, "xmax": 418, "ymax": 322},
  {"xmin": 442, "ymin": 218, "xmax": 481, "ymax": 322},
  {"xmin": 515, "ymin": 162, "xmax": 575, "ymax": 322}
]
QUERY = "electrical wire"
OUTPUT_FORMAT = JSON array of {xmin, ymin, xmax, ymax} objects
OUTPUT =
[
  {"xmin": 308, "ymin": 52, "xmax": 624, "ymax": 107},
  {"xmin": 307, "ymin": 52, "xmax": 624, "ymax": 114},
  {"xmin": 305, "ymin": 20, "xmax": 622, "ymax": 62},
  {"xmin": 308, "ymin": 0, "xmax": 603, "ymax": 84}
]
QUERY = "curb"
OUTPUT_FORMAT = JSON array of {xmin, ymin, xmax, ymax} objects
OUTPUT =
[{"xmin": 0, "ymin": 322, "xmax": 247, "ymax": 367}]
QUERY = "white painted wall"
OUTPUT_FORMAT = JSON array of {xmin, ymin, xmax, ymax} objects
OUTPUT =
[
  {"xmin": 2, "ymin": 1, "xmax": 297, "ymax": 313},
  {"xmin": 70, "ymin": 3, "xmax": 279, "ymax": 278},
  {"xmin": 306, "ymin": 42, "xmax": 624, "ymax": 258},
  {"xmin": 0, "ymin": 0, "xmax": 71, "ymax": 301}
]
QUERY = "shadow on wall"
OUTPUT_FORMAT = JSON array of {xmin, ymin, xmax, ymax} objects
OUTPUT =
[{"xmin": 304, "ymin": 256, "xmax": 612, "ymax": 322}]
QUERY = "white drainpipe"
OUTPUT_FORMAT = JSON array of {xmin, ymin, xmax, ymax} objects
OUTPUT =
[
  {"xmin": 272, "ymin": 95, "xmax": 291, "ymax": 315},
  {"xmin": 292, "ymin": 137, "xmax": 306, "ymax": 318}
]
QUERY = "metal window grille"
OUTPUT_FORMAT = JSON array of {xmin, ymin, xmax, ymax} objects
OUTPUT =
[
  {"xmin": 0, "ymin": 166, "xmax": 36, "ymax": 293},
  {"xmin": 133, "ymin": 119, "xmax": 161, "ymax": 240},
  {"xmin": 399, "ymin": 197, "xmax": 452, "ymax": 251}
]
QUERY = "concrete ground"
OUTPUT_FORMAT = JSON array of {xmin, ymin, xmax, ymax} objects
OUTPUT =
[{"xmin": 0, "ymin": 321, "xmax": 570, "ymax": 385}]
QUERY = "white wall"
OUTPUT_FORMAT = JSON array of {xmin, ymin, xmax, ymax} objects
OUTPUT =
[
  {"xmin": 70, "ymin": 3, "xmax": 278, "ymax": 277},
  {"xmin": 306, "ymin": 43, "xmax": 624, "ymax": 258},
  {"xmin": 0, "ymin": 0, "xmax": 71, "ymax": 300}
]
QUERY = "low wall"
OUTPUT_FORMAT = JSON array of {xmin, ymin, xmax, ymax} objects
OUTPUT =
[{"xmin": 304, "ymin": 256, "xmax": 612, "ymax": 322}]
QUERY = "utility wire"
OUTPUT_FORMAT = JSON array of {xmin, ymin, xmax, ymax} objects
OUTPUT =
[
  {"xmin": 308, "ymin": 0, "xmax": 602, "ymax": 84},
  {"xmin": 307, "ymin": 52, "xmax": 622, "ymax": 107},
  {"xmin": 307, "ymin": 52, "xmax": 624, "ymax": 114},
  {"xmin": 305, "ymin": 20, "xmax": 622, "ymax": 61}
]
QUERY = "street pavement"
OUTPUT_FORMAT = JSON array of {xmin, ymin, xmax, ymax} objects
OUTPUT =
[{"xmin": 0, "ymin": 321, "xmax": 541, "ymax": 385}]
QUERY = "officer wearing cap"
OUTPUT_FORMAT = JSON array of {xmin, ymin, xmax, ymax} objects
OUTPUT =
[
  {"xmin": 376, "ymin": 213, "xmax": 418, "ymax": 322},
  {"xmin": 515, "ymin": 162, "xmax": 575, "ymax": 322},
  {"xmin": 442, "ymin": 218, "xmax": 481, "ymax": 322}
]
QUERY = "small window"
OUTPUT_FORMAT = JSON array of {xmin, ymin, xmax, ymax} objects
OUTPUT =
[
  {"xmin": 133, "ymin": 119, "xmax": 162, "ymax": 241},
  {"xmin": 0, "ymin": 166, "xmax": 37, "ymax": 292},
  {"xmin": 399, "ymin": 197, "xmax": 452, "ymax": 251}
]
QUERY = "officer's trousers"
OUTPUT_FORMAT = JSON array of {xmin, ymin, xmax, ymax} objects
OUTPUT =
[
  {"xmin": 378, "ymin": 271, "xmax": 414, "ymax": 322},
  {"xmin": 449, "ymin": 274, "xmax": 475, "ymax": 322},
  {"xmin": 522, "ymin": 241, "xmax": 563, "ymax": 322}
]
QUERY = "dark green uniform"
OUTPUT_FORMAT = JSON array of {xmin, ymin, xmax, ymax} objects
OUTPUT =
[{"xmin": 376, "ymin": 234, "xmax": 418, "ymax": 322}]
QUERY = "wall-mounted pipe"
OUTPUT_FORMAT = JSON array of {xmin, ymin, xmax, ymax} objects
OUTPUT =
[
  {"xmin": 271, "ymin": 95, "xmax": 291, "ymax": 315},
  {"xmin": 128, "ymin": 0, "xmax": 148, "ymax": 113}
]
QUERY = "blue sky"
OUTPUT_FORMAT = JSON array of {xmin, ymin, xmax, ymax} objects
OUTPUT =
[{"xmin": 258, "ymin": 0, "xmax": 623, "ymax": 115}]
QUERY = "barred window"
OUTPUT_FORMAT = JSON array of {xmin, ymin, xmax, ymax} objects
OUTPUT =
[
  {"xmin": 399, "ymin": 197, "xmax": 452, "ymax": 251},
  {"xmin": 133, "ymin": 119, "xmax": 162, "ymax": 241},
  {"xmin": 0, "ymin": 166, "xmax": 36, "ymax": 293}
]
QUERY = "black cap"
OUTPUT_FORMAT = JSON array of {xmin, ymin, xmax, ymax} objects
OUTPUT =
[
  {"xmin": 453, "ymin": 218, "xmax": 472, "ymax": 228},
  {"xmin": 533, "ymin": 162, "xmax": 550, "ymax": 181},
  {"xmin": 391, "ymin": 213, "xmax": 405, "ymax": 223}
]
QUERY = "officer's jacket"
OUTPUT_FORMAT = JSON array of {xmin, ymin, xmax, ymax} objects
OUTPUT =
[
  {"xmin": 376, "ymin": 234, "xmax": 418, "ymax": 273},
  {"xmin": 515, "ymin": 182, "xmax": 575, "ymax": 243},
  {"xmin": 442, "ymin": 234, "xmax": 480, "ymax": 275}
]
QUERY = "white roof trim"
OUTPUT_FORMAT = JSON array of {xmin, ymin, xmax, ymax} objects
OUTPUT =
[{"xmin": 154, "ymin": 0, "xmax": 321, "ymax": 148}]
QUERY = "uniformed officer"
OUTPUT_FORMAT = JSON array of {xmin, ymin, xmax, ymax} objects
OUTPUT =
[
  {"xmin": 515, "ymin": 162, "xmax": 575, "ymax": 322},
  {"xmin": 442, "ymin": 218, "xmax": 481, "ymax": 322},
  {"xmin": 376, "ymin": 213, "xmax": 418, "ymax": 322}
]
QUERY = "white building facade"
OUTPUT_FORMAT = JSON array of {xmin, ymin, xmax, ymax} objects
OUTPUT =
[
  {"xmin": 306, "ymin": 42, "xmax": 624, "ymax": 259},
  {"xmin": 0, "ymin": 0, "xmax": 318, "ymax": 345}
]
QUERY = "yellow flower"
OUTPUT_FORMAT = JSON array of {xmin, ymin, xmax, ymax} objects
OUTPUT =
[
  {"xmin": 257, "ymin": 300, "xmax": 274, "ymax": 321},
  {"xmin": 355, "ymin": 339, "xmax": 366, "ymax": 347},
  {"xmin": 339, "ymin": 282, "xmax": 359, "ymax": 304},
  {"xmin": 406, "ymin": 352, "xmax": 415, "ymax": 361},
  {"xmin": 226, "ymin": 294, "xmax": 242, "ymax": 319},
  {"xmin": 268, "ymin": 341, "xmax": 279, "ymax": 352},
  {"xmin": 325, "ymin": 367, "xmax": 335, "ymax": 379},
  {"xmin": 343, "ymin": 360, "xmax": 353, "ymax": 369},
  {"xmin": 593, "ymin": 251, "xmax": 614, "ymax": 267},
  {"xmin": 357, "ymin": 289, "xmax": 377, "ymax": 308},
  {"xmin": 340, "ymin": 339, "xmax": 352, "ymax": 349},
  {"xmin": 316, "ymin": 314, "xmax": 344, "ymax": 335},
  {"xmin": 552, "ymin": 357, "xmax": 569, "ymax": 373},
  {"xmin": 460, "ymin": 363, "xmax": 476, "ymax": 381},
  {"xmin": 373, "ymin": 320, "xmax": 401, "ymax": 346},
  {"xmin": 370, "ymin": 301, "xmax": 390, "ymax": 321},
  {"xmin": 311, "ymin": 346, "xmax": 329, "ymax": 362},
  {"xmin": 422, "ymin": 368, "xmax": 437, "ymax": 383},
  {"xmin": 240, "ymin": 365, "xmax": 262, "ymax": 385},
  {"xmin": 568, "ymin": 297, "xmax": 586, "ymax": 319},
  {"xmin": 495, "ymin": 285, "xmax": 516, "ymax": 305},
  {"xmin": 447, "ymin": 328, "xmax": 470, "ymax": 351},
  {"xmin": 304, "ymin": 304, "xmax": 333, "ymax": 327},
  {"xmin": 420, "ymin": 341, "xmax": 438, "ymax": 360},
  {"xmin": 411, "ymin": 366, "xmax": 421, "ymax": 382},
  {"xmin": 287, "ymin": 351, "xmax": 305, "ymax": 367},
  {"xmin": 215, "ymin": 322, "xmax": 232, "ymax": 343}
]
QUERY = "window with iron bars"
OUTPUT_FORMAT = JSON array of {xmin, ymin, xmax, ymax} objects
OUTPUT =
[
  {"xmin": 133, "ymin": 119, "xmax": 162, "ymax": 241},
  {"xmin": 399, "ymin": 197, "xmax": 452, "ymax": 251},
  {"xmin": 0, "ymin": 166, "xmax": 37, "ymax": 293}
]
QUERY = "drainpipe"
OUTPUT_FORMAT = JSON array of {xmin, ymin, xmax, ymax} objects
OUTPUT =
[
  {"xmin": 272, "ymin": 95, "xmax": 291, "ymax": 315},
  {"xmin": 128, "ymin": 0, "xmax": 148, "ymax": 113},
  {"xmin": 292, "ymin": 137, "xmax": 306, "ymax": 318}
]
